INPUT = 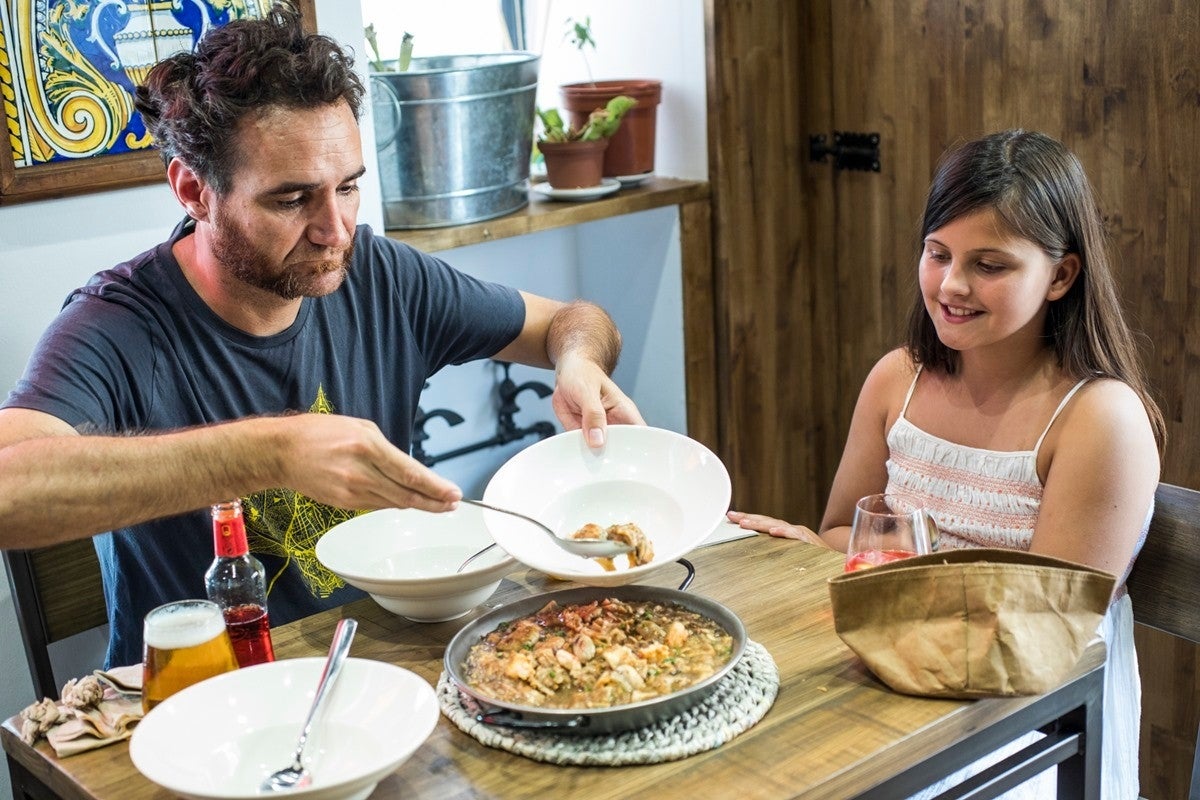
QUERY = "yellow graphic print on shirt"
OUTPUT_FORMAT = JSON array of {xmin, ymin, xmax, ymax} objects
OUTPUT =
[{"xmin": 240, "ymin": 386, "xmax": 366, "ymax": 598}]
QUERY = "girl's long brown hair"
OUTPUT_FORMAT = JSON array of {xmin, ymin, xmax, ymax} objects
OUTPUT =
[{"xmin": 905, "ymin": 130, "xmax": 1165, "ymax": 451}]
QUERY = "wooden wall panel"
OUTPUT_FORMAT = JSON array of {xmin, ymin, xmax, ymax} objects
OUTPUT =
[
  {"xmin": 705, "ymin": 0, "xmax": 830, "ymax": 519},
  {"xmin": 706, "ymin": 0, "xmax": 1199, "ymax": 795}
]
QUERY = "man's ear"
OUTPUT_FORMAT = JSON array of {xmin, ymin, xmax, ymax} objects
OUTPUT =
[
  {"xmin": 166, "ymin": 158, "xmax": 212, "ymax": 222},
  {"xmin": 1047, "ymin": 253, "xmax": 1081, "ymax": 301}
]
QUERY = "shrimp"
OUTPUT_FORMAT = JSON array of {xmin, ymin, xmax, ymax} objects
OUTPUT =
[{"xmin": 666, "ymin": 620, "xmax": 690, "ymax": 649}]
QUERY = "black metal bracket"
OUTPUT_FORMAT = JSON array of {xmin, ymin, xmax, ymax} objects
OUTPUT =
[
  {"xmin": 809, "ymin": 131, "xmax": 881, "ymax": 172},
  {"xmin": 411, "ymin": 362, "xmax": 555, "ymax": 467}
]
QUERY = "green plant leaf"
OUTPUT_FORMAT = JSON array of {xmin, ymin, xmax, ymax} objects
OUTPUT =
[
  {"xmin": 398, "ymin": 32, "xmax": 413, "ymax": 72},
  {"xmin": 364, "ymin": 23, "xmax": 388, "ymax": 72},
  {"xmin": 578, "ymin": 95, "xmax": 637, "ymax": 140}
]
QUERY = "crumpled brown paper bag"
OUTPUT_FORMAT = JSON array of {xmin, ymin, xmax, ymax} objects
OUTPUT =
[{"xmin": 828, "ymin": 548, "xmax": 1115, "ymax": 698}]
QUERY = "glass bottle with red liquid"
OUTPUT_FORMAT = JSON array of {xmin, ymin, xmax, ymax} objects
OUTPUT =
[{"xmin": 205, "ymin": 499, "xmax": 275, "ymax": 667}]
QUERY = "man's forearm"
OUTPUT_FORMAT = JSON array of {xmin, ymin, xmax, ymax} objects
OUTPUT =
[
  {"xmin": 0, "ymin": 417, "xmax": 284, "ymax": 549},
  {"xmin": 546, "ymin": 300, "xmax": 621, "ymax": 375}
]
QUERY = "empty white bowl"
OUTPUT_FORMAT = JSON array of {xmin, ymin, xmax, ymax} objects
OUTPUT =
[
  {"xmin": 129, "ymin": 657, "xmax": 438, "ymax": 800},
  {"xmin": 315, "ymin": 506, "xmax": 518, "ymax": 622},
  {"xmin": 482, "ymin": 425, "xmax": 732, "ymax": 586}
]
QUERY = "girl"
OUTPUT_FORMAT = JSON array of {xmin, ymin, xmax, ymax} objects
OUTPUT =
[{"xmin": 730, "ymin": 130, "xmax": 1163, "ymax": 799}]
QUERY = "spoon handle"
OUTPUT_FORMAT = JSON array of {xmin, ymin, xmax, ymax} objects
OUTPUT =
[
  {"xmin": 290, "ymin": 618, "xmax": 357, "ymax": 766},
  {"xmin": 460, "ymin": 498, "xmax": 554, "ymax": 535}
]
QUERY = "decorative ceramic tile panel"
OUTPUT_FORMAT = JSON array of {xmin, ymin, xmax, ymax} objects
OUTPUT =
[{"xmin": 1, "ymin": 0, "xmax": 270, "ymax": 168}]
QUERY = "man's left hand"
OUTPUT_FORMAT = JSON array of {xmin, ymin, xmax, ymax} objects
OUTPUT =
[{"xmin": 551, "ymin": 352, "xmax": 645, "ymax": 447}]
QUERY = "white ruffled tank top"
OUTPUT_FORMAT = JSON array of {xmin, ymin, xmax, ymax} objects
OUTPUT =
[
  {"xmin": 885, "ymin": 366, "xmax": 1149, "ymax": 586},
  {"xmin": 884, "ymin": 366, "xmax": 1088, "ymax": 551}
]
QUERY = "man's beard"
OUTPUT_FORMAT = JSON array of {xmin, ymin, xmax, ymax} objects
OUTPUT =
[{"xmin": 211, "ymin": 208, "xmax": 354, "ymax": 300}]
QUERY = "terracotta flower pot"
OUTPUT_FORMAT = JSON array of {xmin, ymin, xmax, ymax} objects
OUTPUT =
[
  {"xmin": 560, "ymin": 79, "xmax": 662, "ymax": 178},
  {"xmin": 538, "ymin": 138, "xmax": 609, "ymax": 189}
]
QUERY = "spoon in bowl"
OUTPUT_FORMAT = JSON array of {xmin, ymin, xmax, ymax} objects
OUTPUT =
[
  {"xmin": 261, "ymin": 618, "xmax": 357, "ymax": 793},
  {"xmin": 459, "ymin": 498, "xmax": 634, "ymax": 560}
]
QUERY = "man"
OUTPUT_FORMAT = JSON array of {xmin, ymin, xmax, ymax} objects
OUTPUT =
[{"xmin": 0, "ymin": 5, "xmax": 643, "ymax": 667}]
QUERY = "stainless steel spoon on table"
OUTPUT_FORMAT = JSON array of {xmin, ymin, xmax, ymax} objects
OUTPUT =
[
  {"xmin": 260, "ymin": 618, "xmax": 357, "ymax": 793},
  {"xmin": 459, "ymin": 498, "xmax": 634, "ymax": 561}
]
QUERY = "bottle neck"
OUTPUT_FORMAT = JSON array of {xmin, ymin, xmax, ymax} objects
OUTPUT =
[{"xmin": 212, "ymin": 502, "xmax": 249, "ymax": 558}]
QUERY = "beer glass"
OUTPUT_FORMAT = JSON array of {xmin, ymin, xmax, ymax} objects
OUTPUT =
[
  {"xmin": 845, "ymin": 493, "xmax": 937, "ymax": 572},
  {"xmin": 142, "ymin": 599, "xmax": 239, "ymax": 713}
]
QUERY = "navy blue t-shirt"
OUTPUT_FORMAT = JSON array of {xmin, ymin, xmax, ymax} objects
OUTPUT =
[{"xmin": 4, "ymin": 220, "xmax": 525, "ymax": 667}]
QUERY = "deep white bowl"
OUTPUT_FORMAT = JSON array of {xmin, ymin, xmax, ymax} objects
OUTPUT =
[
  {"xmin": 129, "ymin": 657, "xmax": 438, "ymax": 800},
  {"xmin": 315, "ymin": 506, "xmax": 517, "ymax": 622},
  {"xmin": 482, "ymin": 425, "xmax": 731, "ymax": 586}
]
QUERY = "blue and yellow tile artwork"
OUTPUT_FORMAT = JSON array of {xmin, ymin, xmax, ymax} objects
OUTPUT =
[{"xmin": 1, "ymin": 0, "xmax": 271, "ymax": 168}]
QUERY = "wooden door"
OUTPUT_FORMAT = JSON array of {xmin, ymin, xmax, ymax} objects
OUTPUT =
[{"xmin": 706, "ymin": 1, "xmax": 1199, "ymax": 795}]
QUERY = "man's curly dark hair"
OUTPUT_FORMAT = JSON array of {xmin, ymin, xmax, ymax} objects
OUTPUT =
[{"xmin": 134, "ymin": 3, "xmax": 365, "ymax": 194}]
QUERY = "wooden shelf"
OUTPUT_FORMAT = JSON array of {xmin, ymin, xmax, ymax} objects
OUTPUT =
[
  {"xmin": 383, "ymin": 177, "xmax": 710, "ymax": 252},
  {"xmin": 382, "ymin": 173, "xmax": 719, "ymax": 458}
]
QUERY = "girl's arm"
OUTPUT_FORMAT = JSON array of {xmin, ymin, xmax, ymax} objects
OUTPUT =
[
  {"xmin": 1033, "ymin": 379, "xmax": 1160, "ymax": 577},
  {"xmin": 817, "ymin": 349, "xmax": 912, "ymax": 551}
]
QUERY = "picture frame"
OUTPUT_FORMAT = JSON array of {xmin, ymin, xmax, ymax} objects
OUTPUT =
[{"xmin": 0, "ymin": 0, "xmax": 317, "ymax": 206}]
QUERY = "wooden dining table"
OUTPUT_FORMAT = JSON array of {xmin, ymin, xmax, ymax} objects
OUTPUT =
[{"xmin": 3, "ymin": 535, "xmax": 1105, "ymax": 800}]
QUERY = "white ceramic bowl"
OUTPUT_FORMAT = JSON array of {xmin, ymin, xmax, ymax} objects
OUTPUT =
[
  {"xmin": 315, "ymin": 506, "xmax": 518, "ymax": 622},
  {"xmin": 129, "ymin": 657, "xmax": 437, "ymax": 800},
  {"xmin": 482, "ymin": 425, "xmax": 731, "ymax": 586}
]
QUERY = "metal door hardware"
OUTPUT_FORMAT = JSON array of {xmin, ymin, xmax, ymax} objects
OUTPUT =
[{"xmin": 809, "ymin": 132, "xmax": 881, "ymax": 172}]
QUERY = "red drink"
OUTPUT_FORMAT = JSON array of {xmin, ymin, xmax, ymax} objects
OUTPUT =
[
  {"xmin": 223, "ymin": 603, "xmax": 275, "ymax": 667},
  {"xmin": 206, "ymin": 500, "xmax": 275, "ymax": 668},
  {"xmin": 845, "ymin": 549, "xmax": 916, "ymax": 572}
]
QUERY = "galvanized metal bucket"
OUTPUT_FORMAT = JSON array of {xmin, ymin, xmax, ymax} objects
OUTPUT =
[{"xmin": 371, "ymin": 53, "xmax": 539, "ymax": 229}]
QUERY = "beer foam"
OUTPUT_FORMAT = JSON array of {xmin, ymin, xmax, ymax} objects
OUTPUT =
[{"xmin": 144, "ymin": 604, "xmax": 226, "ymax": 649}]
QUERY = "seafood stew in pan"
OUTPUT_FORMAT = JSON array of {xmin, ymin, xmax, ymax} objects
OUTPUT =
[{"xmin": 463, "ymin": 595, "xmax": 735, "ymax": 710}]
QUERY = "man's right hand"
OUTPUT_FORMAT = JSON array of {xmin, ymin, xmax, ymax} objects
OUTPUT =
[{"xmin": 270, "ymin": 413, "xmax": 461, "ymax": 512}]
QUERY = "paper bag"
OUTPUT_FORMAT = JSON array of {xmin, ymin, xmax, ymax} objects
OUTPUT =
[{"xmin": 827, "ymin": 548, "xmax": 1115, "ymax": 698}]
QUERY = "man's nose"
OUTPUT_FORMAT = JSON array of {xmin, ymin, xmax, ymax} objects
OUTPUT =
[{"xmin": 307, "ymin": 198, "xmax": 354, "ymax": 248}]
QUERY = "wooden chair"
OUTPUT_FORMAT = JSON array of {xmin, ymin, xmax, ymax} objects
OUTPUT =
[
  {"xmin": 1127, "ymin": 482, "xmax": 1200, "ymax": 800},
  {"xmin": 3, "ymin": 539, "xmax": 107, "ymax": 701}
]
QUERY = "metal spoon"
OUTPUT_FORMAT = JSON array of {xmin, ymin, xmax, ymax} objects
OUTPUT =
[
  {"xmin": 456, "ymin": 542, "xmax": 500, "ymax": 573},
  {"xmin": 260, "ymin": 618, "xmax": 357, "ymax": 793},
  {"xmin": 460, "ymin": 498, "xmax": 634, "ymax": 560}
]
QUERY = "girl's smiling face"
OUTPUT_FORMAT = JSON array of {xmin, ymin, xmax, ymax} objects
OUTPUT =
[{"xmin": 919, "ymin": 207, "xmax": 1078, "ymax": 357}]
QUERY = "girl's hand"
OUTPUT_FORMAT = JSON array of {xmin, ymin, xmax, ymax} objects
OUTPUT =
[{"xmin": 726, "ymin": 510, "xmax": 828, "ymax": 547}]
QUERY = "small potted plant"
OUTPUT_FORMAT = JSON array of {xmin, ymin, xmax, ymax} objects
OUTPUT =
[
  {"xmin": 558, "ymin": 17, "xmax": 661, "ymax": 179},
  {"xmin": 536, "ymin": 95, "xmax": 636, "ymax": 189}
]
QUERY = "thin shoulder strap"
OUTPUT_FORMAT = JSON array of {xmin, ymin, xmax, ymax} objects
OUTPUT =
[
  {"xmin": 899, "ymin": 365, "xmax": 923, "ymax": 418},
  {"xmin": 1033, "ymin": 378, "xmax": 1091, "ymax": 454}
]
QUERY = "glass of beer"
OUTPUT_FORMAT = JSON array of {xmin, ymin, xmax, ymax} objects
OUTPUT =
[{"xmin": 142, "ymin": 599, "xmax": 239, "ymax": 713}]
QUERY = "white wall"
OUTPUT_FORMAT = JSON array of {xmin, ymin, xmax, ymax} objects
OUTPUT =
[
  {"xmin": 0, "ymin": 1, "xmax": 704, "ymax": 793},
  {"xmin": 360, "ymin": 0, "xmax": 708, "ymax": 181}
]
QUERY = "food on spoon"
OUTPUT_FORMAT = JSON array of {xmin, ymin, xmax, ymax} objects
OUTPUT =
[
  {"xmin": 462, "ymin": 597, "xmax": 734, "ymax": 708},
  {"xmin": 571, "ymin": 522, "xmax": 654, "ymax": 571}
]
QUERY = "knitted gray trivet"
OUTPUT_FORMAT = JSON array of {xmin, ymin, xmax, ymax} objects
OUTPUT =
[{"xmin": 437, "ymin": 639, "xmax": 778, "ymax": 765}]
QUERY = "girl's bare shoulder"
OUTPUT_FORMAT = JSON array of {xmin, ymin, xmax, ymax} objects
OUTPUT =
[
  {"xmin": 1047, "ymin": 377, "xmax": 1157, "ymax": 456},
  {"xmin": 856, "ymin": 348, "xmax": 920, "ymax": 420},
  {"xmin": 867, "ymin": 347, "xmax": 916, "ymax": 382}
]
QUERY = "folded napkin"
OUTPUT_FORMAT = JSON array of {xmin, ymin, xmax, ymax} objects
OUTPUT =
[{"xmin": 19, "ymin": 666, "xmax": 144, "ymax": 757}]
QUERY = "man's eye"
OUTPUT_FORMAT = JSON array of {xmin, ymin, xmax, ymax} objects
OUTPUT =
[{"xmin": 278, "ymin": 197, "xmax": 304, "ymax": 209}]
